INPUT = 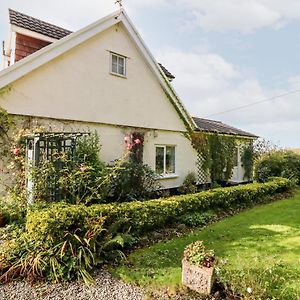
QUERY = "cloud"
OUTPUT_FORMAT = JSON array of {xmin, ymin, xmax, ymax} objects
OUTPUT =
[
  {"xmin": 2, "ymin": 0, "xmax": 300, "ymax": 35},
  {"xmin": 177, "ymin": 0, "xmax": 300, "ymax": 33},
  {"xmin": 157, "ymin": 48, "xmax": 239, "ymax": 94},
  {"xmin": 157, "ymin": 47, "xmax": 300, "ymax": 146}
]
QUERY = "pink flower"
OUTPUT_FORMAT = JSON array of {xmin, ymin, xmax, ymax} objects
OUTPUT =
[
  {"xmin": 80, "ymin": 164, "xmax": 87, "ymax": 173},
  {"xmin": 134, "ymin": 138, "xmax": 141, "ymax": 145},
  {"xmin": 126, "ymin": 144, "xmax": 133, "ymax": 150},
  {"xmin": 124, "ymin": 136, "xmax": 131, "ymax": 143},
  {"xmin": 12, "ymin": 147, "xmax": 20, "ymax": 156}
]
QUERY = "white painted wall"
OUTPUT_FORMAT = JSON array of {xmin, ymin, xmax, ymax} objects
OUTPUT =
[
  {"xmin": 230, "ymin": 142, "xmax": 249, "ymax": 183},
  {"xmin": 12, "ymin": 116, "xmax": 198, "ymax": 189},
  {"xmin": 0, "ymin": 23, "xmax": 186, "ymax": 132}
]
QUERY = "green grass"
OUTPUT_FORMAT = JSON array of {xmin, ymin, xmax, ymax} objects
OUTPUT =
[{"xmin": 114, "ymin": 192, "xmax": 300, "ymax": 299}]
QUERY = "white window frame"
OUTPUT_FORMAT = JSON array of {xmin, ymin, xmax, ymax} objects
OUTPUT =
[
  {"xmin": 110, "ymin": 52, "xmax": 126, "ymax": 77},
  {"xmin": 155, "ymin": 145, "xmax": 177, "ymax": 177}
]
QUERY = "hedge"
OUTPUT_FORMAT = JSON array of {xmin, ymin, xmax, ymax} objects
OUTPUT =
[{"xmin": 26, "ymin": 177, "xmax": 293, "ymax": 242}]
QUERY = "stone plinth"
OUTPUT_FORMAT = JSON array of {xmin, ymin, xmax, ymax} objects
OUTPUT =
[{"xmin": 182, "ymin": 258, "xmax": 214, "ymax": 295}]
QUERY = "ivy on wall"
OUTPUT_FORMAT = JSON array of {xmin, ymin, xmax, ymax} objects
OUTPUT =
[
  {"xmin": 241, "ymin": 141, "xmax": 254, "ymax": 181},
  {"xmin": 191, "ymin": 131, "xmax": 255, "ymax": 183},
  {"xmin": 0, "ymin": 85, "xmax": 14, "ymax": 155}
]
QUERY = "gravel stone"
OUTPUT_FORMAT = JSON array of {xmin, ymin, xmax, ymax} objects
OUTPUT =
[{"xmin": 0, "ymin": 270, "xmax": 145, "ymax": 300}]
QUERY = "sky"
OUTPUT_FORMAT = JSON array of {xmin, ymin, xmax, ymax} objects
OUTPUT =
[{"xmin": 1, "ymin": 0, "xmax": 300, "ymax": 148}]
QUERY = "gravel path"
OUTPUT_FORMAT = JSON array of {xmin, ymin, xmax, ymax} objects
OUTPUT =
[{"xmin": 0, "ymin": 270, "xmax": 145, "ymax": 300}]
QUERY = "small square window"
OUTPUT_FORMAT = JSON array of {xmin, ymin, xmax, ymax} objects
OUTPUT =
[
  {"xmin": 155, "ymin": 145, "xmax": 176, "ymax": 175},
  {"xmin": 110, "ymin": 53, "xmax": 126, "ymax": 77}
]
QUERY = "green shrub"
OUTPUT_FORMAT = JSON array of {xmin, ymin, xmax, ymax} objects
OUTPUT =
[
  {"xmin": 32, "ymin": 132, "xmax": 110, "ymax": 204},
  {"xmin": 27, "ymin": 178, "xmax": 292, "ymax": 240},
  {"xmin": 0, "ymin": 206, "xmax": 124, "ymax": 284},
  {"xmin": 108, "ymin": 161, "xmax": 161, "ymax": 201},
  {"xmin": 0, "ymin": 199, "xmax": 26, "ymax": 227},
  {"xmin": 178, "ymin": 211, "xmax": 215, "ymax": 227},
  {"xmin": 1, "ymin": 178, "xmax": 291, "ymax": 284},
  {"xmin": 255, "ymin": 150, "xmax": 300, "ymax": 184},
  {"xmin": 178, "ymin": 172, "xmax": 197, "ymax": 195}
]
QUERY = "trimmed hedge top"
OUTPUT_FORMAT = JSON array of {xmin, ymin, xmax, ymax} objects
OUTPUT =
[{"xmin": 26, "ymin": 178, "xmax": 292, "ymax": 242}]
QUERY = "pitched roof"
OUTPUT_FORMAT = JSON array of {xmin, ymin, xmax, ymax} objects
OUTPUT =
[
  {"xmin": 193, "ymin": 117, "xmax": 258, "ymax": 138},
  {"xmin": 8, "ymin": 9, "xmax": 175, "ymax": 80},
  {"xmin": 1, "ymin": 9, "xmax": 195, "ymax": 131},
  {"xmin": 9, "ymin": 8, "xmax": 72, "ymax": 40}
]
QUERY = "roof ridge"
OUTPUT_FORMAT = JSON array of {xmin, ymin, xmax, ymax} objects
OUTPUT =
[
  {"xmin": 193, "ymin": 117, "xmax": 222, "ymax": 124},
  {"xmin": 192, "ymin": 116, "xmax": 257, "ymax": 138}
]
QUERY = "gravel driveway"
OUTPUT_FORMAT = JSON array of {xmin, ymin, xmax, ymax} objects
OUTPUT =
[{"xmin": 0, "ymin": 270, "xmax": 145, "ymax": 300}]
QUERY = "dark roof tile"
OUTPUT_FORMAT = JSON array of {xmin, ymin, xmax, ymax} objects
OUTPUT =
[
  {"xmin": 193, "ymin": 117, "xmax": 258, "ymax": 138},
  {"xmin": 9, "ymin": 9, "xmax": 72, "ymax": 40}
]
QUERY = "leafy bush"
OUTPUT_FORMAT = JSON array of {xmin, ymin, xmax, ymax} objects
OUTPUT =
[
  {"xmin": 0, "ymin": 199, "xmax": 26, "ymax": 227},
  {"xmin": 0, "ymin": 207, "xmax": 124, "ymax": 284},
  {"xmin": 27, "ymin": 178, "xmax": 292, "ymax": 240},
  {"xmin": 0, "ymin": 178, "xmax": 292, "ymax": 284},
  {"xmin": 32, "ymin": 133, "xmax": 110, "ymax": 204},
  {"xmin": 21, "ymin": 132, "xmax": 161, "ymax": 204},
  {"xmin": 178, "ymin": 172, "xmax": 197, "ymax": 195},
  {"xmin": 178, "ymin": 211, "xmax": 215, "ymax": 227},
  {"xmin": 108, "ymin": 161, "xmax": 162, "ymax": 201},
  {"xmin": 255, "ymin": 150, "xmax": 300, "ymax": 184}
]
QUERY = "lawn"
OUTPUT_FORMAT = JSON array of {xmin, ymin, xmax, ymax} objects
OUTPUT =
[{"xmin": 114, "ymin": 192, "xmax": 300, "ymax": 299}]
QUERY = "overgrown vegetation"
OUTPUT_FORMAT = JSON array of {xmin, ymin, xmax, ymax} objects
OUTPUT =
[
  {"xmin": 241, "ymin": 141, "xmax": 254, "ymax": 180},
  {"xmin": 191, "ymin": 132, "xmax": 240, "ymax": 183},
  {"xmin": 178, "ymin": 172, "xmax": 197, "ymax": 195},
  {"xmin": 255, "ymin": 150, "xmax": 300, "ymax": 184},
  {"xmin": 0, "ymin": 177, "xmax": 288, "ymax": 284},
  {"xmin": 31, "ymin": 133, "xmax": 110, "ymax": 204},
  {"xmin": 7, "ymin": 131, "xmax": 160, "ymax": 205}
]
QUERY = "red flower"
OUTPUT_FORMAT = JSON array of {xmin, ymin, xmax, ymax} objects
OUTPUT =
[{"xmin": 12, "ymin": 147, "xmax": 20, "ymax": 156}]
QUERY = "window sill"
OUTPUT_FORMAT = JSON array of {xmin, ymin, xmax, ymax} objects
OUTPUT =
[
  {"xmin": 110, "ymin": 72, "xmax": 127, "ymax": 79},
  {"xmin": 158, "ymin": 174, "xmax": 179, "ymax": 180}
]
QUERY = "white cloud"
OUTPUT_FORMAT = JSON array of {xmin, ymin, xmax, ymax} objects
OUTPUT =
[
  {"xmin": 157, "ymin": 47, "xmax": 300, "ymax": 146},
  {"xmin": 2, "ymin": 0, "xmax": 300, "ymax": 35},
  {"xmin": 177, "ymin": 0, "xmax": 300, "ymax": 33},
  {"xmin": 157, "ymin": 48, "xmax": 239, "ymax": 94}
]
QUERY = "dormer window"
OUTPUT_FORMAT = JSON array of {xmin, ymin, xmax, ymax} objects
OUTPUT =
[{"xmin": 111, "ymin": 52, "xmax": 126, "ymax": 77}]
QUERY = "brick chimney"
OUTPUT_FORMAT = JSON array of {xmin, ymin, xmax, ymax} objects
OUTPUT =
[{"xmin": 3, "ymin": 9, "xmax": 72, "ymax": 68}]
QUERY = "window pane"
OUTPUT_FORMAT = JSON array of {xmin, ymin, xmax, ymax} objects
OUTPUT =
[
  {"xmin": 118, "ymin": 64, "xmax": 125, "ymax": 75},
  {"xmin": 156, "ymin": 147, "xmax": 164, "ymax": 174},
  {"xmin": 166, "ymin": 146, "xmax": 175, "ymax": 174},
  {"xmin": 112, "ymin": 55, "xmax": 118, "ymax": 73},
  {"xmin": 118, "ymin": 57, "xmax": 125, "ymax": 75}
]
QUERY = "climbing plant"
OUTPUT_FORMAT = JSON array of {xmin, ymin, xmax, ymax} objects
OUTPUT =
[
  {"xmin": 0, "ymin": 85, "xmax": 14, "ymax": 155},
  {"xmin": 191, "ymin": 132, "xmax": 237, "ymax": 183},
  {"xmin": 0, "ymin": 108, "xmax": 13, "ymax": 154},
  {"xmin": 241, "ymin": 141, "xmax": 254, "ymax": 180}
]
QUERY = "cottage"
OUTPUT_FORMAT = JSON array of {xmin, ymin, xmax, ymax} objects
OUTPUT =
[{"xmin": 0, "ymin": 9, "xmax": 257, "ymax": 193}]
